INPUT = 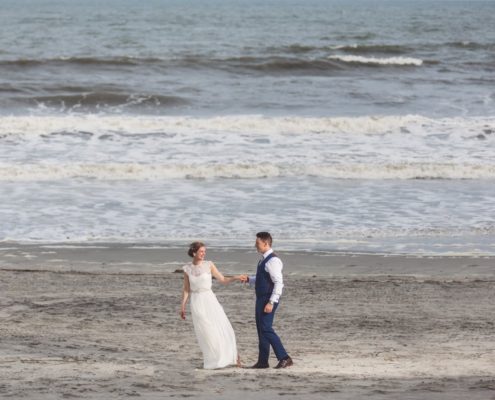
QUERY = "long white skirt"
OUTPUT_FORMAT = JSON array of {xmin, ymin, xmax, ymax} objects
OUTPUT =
[{"xmin": 190, "ymin": 290, "xmax": 238, "ymax": 369}]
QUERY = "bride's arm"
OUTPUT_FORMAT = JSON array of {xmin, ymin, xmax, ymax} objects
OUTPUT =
[
  {"xmin": 210, "ymin": 262, "xmax": 242, "ymax": 284},
  {"xmin": 180, "ymin": 273, "xmax": 190, "ymax": 319}
]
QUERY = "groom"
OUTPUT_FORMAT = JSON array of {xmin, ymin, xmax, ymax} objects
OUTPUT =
[{"xmin": 242, "ymin": 232, "xmax": 293, "ymax": 369}]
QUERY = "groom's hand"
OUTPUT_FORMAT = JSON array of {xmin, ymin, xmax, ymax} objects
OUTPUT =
[
  {"xmin": 239, "ymin": 275, "xmax": 248, "ymax": 283},
  {"xmin": 264, "ymin": 303, "xmax": 274, "ymax": 313}
]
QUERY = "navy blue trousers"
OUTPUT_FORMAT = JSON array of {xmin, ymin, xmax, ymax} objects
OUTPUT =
[{"xmin": 255, "ymin": 296, "xmax": 288, "ymax": 364}]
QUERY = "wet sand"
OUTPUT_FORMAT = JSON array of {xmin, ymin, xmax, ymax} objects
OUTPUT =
[{"xmin": 1, "ymin": 243, "xmax": 494, "ymax": 399}]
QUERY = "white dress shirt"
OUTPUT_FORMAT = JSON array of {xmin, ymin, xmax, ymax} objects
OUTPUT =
[{"xmin": 248, "ymin": 248, "xmax": 284, "ymax": 303}]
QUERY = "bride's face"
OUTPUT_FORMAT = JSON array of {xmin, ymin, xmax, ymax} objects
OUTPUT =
[{"xmin": 194, "ymin": 246, "xmax": 206, "ymax": 261}]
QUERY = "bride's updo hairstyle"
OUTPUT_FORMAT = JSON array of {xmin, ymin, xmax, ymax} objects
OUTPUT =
[{"xmin": 188, "ymin": 241, "xmax": 205, "ymax": 258}]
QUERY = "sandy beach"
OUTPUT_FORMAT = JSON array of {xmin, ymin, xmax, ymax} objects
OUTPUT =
[{"xmin": 0, "ymin": 243, "xmax": 494, "ymax": 399}]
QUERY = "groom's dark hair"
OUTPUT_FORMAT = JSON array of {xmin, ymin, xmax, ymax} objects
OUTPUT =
[{"xmin": 256, "ymin": 231, "xmax": 272, "ymax": 246}]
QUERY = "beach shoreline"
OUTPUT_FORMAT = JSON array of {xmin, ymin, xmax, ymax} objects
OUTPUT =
[
  {"xmin": 1, "ymin": 241, "xmax": 495, "ymax": 277},
  {"xmin": 1, "ymin": 243, "xmax": 494, "ymax": 399}
]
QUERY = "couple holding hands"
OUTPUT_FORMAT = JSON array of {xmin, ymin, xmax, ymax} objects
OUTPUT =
[{"xmin": 180, "ymin": 232, "xmax": 293, "ymax": 370}]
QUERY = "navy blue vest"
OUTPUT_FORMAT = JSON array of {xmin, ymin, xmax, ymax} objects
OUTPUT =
[{"xmin": 255, "ymin": 252, "xmax": 277, "ymax": 298}]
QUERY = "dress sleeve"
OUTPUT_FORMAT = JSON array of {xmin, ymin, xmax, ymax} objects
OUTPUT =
[{"xmin": 182, "ymin": 264, "xmax": 190, "ymax": 275}]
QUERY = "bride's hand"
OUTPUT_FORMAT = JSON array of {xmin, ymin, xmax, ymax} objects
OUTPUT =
[
  {"xmin": 239, "ymin": 274, "xmax": 248, "ymax": 283},
  {"xmin": 180, "ymin": 309, "xmax": 186, "ymax": 320}
]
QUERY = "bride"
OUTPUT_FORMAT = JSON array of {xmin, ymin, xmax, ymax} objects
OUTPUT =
[{"xmin": 180, "ymin": 241, "xmax": 243, "ymax": 369}]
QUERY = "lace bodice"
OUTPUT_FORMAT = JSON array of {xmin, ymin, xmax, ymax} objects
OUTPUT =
[
  {"xmin": 183, "ymin": 261, "xmax": 213, "ymax": 292},
  {"xmin": 183, "ymin": 261, "xmax": 212, "ymax": 276}
]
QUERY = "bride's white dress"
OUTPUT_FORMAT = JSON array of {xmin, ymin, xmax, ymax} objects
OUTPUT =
[{"xmin": 183, "ymin": 261, "xmax": 238, "ymax": 369}]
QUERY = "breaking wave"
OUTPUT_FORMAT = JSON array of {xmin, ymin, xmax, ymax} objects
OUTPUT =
[{"xmin": 328, "ymin": 55, "xmax": 423, "ymax": 66}]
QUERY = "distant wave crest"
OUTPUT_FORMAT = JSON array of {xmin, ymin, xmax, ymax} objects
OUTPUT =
[
  {"xmin": 0, "ymin": 53, "xmax": 424, "ymax": 76},
  {"xmin": 329, "ymin": 55, "xmax": 423, "ymax": 66},
  {"xmin": 331, "ymin": 44, "xmax": 412, "ymax": 54}
]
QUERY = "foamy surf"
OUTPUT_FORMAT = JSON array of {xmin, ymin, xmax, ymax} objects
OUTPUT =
[
  {"xmin": 0, "ymin": 114, "xmax": 493, "ymax": 136},
  {"xmin": 1, "ymin": 162, "xmax": 494, "ymax": 180}
]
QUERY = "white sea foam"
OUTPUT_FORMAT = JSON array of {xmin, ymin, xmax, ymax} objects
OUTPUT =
[
  {"xmin": 1, "ymin": 162, "xmax": 494, "ymax": 180},
  {"xmin": 2, "ymin": 114, "xmax": 490, "ymax": 137},
  {"xmin": 2, "ymin": 114, "xmax": 495, "ymax": 172},
  {"xmin": 329, "ymin": 55, "xmax": 423, "ymax": 66},
  {"xmin": 2, "ymin": 114, "xmax": 494, "ymax": 253}
]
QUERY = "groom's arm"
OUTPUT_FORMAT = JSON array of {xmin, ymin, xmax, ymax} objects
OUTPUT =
[{"xmin": 266, "ymin": 258, "xmax": 284, "ymax": 303}]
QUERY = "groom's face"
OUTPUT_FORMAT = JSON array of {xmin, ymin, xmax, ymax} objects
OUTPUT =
[{"xmin": 255, "ymin": 238, "xmax": 270, "ymax": 253}]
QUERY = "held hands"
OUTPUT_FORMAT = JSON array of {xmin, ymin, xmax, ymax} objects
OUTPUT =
[{"xmin": 226, "ymin": 275, "xmax": 248, "ymax": 283}]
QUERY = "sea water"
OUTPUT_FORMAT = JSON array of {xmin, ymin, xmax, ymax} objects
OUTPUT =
[{"xmin": 1, "ymin": 0, "xmax": 494, "ymax": 254}]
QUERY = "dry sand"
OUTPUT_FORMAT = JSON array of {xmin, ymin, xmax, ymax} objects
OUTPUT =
[{"xmin": 1, "ymin": 243, "xmax": 494, "ymax": 399}]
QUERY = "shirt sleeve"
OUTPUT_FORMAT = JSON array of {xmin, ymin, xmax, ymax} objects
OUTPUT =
[
  {"xmin": 248, "ymin": 275, "xmax": 256, "ymax": 287},
  {"xmin": 265, "ymin": 257, "xmax": 284, "ymax": 303}
]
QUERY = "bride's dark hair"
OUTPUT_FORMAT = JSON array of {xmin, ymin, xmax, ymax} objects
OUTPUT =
[{"xmin": 188, "ymin": 241, "xmax": 205, "ymax": 258}]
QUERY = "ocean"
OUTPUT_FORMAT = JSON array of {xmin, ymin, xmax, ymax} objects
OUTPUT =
[{"xmin": 1, "ymin": 0, "xmax": 494, "ymax": 254}]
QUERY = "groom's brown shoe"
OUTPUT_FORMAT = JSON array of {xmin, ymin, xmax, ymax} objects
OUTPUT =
[
  {"xmin": 274, "ymin": 356, "xmax": 293, "ymax": 369},
  {"xmin": 250, "ymin": 362, "xmax": 269, "ymax": 369}
]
